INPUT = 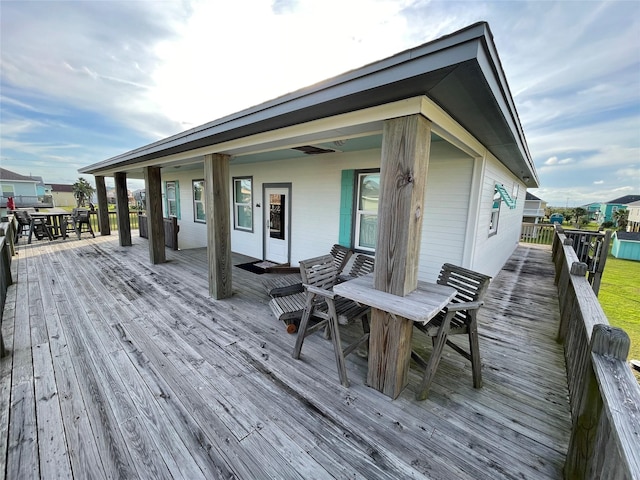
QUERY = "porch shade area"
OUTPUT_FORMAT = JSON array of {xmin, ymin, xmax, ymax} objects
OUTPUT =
[{"xmin": 1, "ymin": 237, "xmax": 570, "ymax": 479}]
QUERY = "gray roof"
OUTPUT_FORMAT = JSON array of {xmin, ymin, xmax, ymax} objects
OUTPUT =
[
  {"xmin": 0, "ymin": 167, "xmax": 39, "ymax": 182},
  {"xmin": 605, "ymin": 195, "xmax": 640, "ymax": 205},
  {"xmin": 80, "ymin": 22, "xmax": 537, "ymax": 187},
  {"xmin": 525, "ymin": 192, "xmax": 542, "ymax": 201},
  {"xmin": 616, "ymin": 232, "xmax": 640, "ymax": 242}
]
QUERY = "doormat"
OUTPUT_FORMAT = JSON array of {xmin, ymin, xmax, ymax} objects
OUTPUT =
[{"xmin": 235, "ymin": 261, "xmax": 268, "ymax": 275}]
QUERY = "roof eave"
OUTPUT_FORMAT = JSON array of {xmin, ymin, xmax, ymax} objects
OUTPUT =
[{"xmin": 80, "ymin": 22, "xmax": 537, "ymax": 187}]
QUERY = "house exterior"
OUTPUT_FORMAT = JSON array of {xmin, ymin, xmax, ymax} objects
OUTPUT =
[
  {"xmin": 611, "ymin": 231, "xmax": 640, "ymax": 261},
  {"xmin": 625, "ymin": 200, "xmax": 640, "ymax": 232},
  {"xmin": 80, "ymin": 22, "xmax": 538, "ymax": 299},
  {"xmin": 50, "ymin": 183, "xmax": 76, "ymax": 207},
  {"xmin": 523, "ymin": 192, "xmax": 546, "ymax": 224},
  {"xmin": 0, "ymin": 167, "xmax": 50, "ymax": 208},
  {"xmin": 585, "ymin": 195, "xmax": 640, "ymax": 224}
]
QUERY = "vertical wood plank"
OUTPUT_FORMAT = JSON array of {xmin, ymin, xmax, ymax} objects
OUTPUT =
[
  {"xmin": 95, "ymin": 175, "xmax": 111, "ymax": 236},
  {"xmin": 144, "ymin": 166, "xmax": 165, "ymax": 264},
  {"xmin": 368, "ymin": 114, "xmax": 431, "ymax": 398},
  {"xmin": 204, "ymin": 154, "xmax": 233, "ymax": 299},
  {"xmin": 114, "ymin": 172, "xmax": 132, "ymax": 247},
  {"xmin": 374, "ymin": 114, "xmax": 431, "ymax": 295}
]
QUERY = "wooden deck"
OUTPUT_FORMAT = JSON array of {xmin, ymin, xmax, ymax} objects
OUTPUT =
[{"xmin": 1, "ymin": 235, "xmax": 571, "ymax": 479}]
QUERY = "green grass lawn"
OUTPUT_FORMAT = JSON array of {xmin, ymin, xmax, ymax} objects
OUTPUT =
[{"xmin": 598, "ymin": 254, "xmax": 640, "ymax": 362}]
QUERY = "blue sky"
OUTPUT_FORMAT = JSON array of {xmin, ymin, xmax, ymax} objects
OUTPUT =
[{"xmin": 1, "ymin": 0, "xmax": 639, "ymax": 206}]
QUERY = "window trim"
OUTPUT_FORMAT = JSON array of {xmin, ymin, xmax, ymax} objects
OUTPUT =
[
  {"xmin": 353, "ymin": 169, "xmax": 380, "ymax": 252},
  {"xmin": 233, "ymin": 176, "xmax": 253, "ymax": 232},
  {"xmin": 164, "ymin": 180, "xmax": 180, "ymax": 219},
  {"xmin": 192, "ymin": 179, "xmax": 206, "ymax": 223},
  {"xmin": 489, "ymin": 186, "xmax": 501, "ymax": 237}
]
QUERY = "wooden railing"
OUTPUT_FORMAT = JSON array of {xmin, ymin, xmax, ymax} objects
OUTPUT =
[
  {"xmin": 0, "ymin": 218, "xmax": 16, "ymax": 357},
  {"xmin": 523, "ymin": 223, "xmax": 611, "ymax": 295},
  {"xmin": 137, "ymin": 213, "xmax": 179, "ymax": 250},
  {"xmin": 520, "ymin": 222, "xmax": 556, "ymax": 245},
  {"xmin": 88, "ymin": 210, "xmax": 140, "ymax": 232},
  {"xmin": 552, "ymin": 225, "xmax": 640, "ymax": 479}
]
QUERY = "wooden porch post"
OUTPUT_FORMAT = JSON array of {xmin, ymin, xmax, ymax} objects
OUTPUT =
[
  {"xmin": 144, "ymin": 166, "xmax": 165, "ymax": 264},
  {"xmin": 95, "ymin": 175, "xmax": 111, "ymax": 236},
  {"xmin": 204, "ymin": 154, "xmax": 232, "ymax": 299},
  {"xmin": 368, "ymin": 114, "xmax": 431, "ymax": 398},
  {"xmin": 114, "ymin": 172, "xmax": 132, "ymax": 247}
]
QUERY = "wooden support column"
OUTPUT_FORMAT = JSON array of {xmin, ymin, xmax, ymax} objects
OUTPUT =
[
  {"xmin": 204, "ymin": 154, "xmax": 232, "ymax": 299},
  {"xmin": 368, "ymin": 114, "xmax": 431, "ymax": 398},
  {"xmin": 114, "ymin": 172, "xmax": 132, "ymax": 247},
  {"xmin": 95, "ymin": 175, "xmax": 111, "ymax": 235},
  {"xmin": 144, "ymin": 166, "xmax": 165, "ymax": 264}
]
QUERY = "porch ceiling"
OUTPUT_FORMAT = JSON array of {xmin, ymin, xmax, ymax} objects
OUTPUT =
[{"xmin": 80, "ymin": 22, "xmax": 538, "ymax": 187}]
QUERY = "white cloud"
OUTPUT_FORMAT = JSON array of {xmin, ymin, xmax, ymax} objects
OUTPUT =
[{"xmin": 593, "ymin": 180, "xmax": 604, "ymax": 185}]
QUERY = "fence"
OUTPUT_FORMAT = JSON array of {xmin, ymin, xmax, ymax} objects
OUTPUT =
[
  {"xmin": 520, "ymin": 222, "xmax": 556, "ymax": 245},
  {"xmin": 88, "ymin": 210, "xmax": 140, "ymax": 232},
  {"xmin": 552, "ymin": 225, "xmax": 640, "ymax": 479},
  {"xmin": 0, "ymin": 195, "xmax": 53, "ymax": 209},
  {"xmin": 0, "ymin": 218, "xmax": 16, "ymax": 357},
  {"xmin": 522, "ymin": 223, "xmax": 611, "ymax": 295},
  {"xmin": 138, "ymin": 213, "xmax": 179, "ymax": 250}
]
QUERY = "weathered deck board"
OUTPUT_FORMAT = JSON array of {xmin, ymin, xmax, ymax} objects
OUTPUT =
[{"xmin": 1, "ymin": 235, "xmax": 571, "ymax": 479}]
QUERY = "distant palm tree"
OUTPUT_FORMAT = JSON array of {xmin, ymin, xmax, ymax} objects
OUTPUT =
[
  {"xmin": 613, "ymin": 209, "xmax": 628, "ymax": 230},
  {"xmin": 72, "ymin": 177, "xmax": 95, "ymax": 207},
  {"xmin": 573, "ymin": 207, "xmax": 586, "ymax": 226}
]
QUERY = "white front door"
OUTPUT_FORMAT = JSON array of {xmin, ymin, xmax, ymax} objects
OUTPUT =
[{"xmin": 264, "ymin": 187, "xmax": 290, "ymax": 264}]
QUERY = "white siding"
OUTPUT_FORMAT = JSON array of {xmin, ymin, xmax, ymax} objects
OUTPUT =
[
  {"xmin": 158, "ymin": 143, "xmax": 525, "ymax": 282},
  {"xmin": 470, "ymin": 153, "xmax": 526, "ymax": 278},
  {"xmin": 418, "ymin": 142, "xmax": 474, "ymax": 282},
  {"xmin": 161, "ymin": 169, "xmax": 208, "ymax": 250},
  {"xmin": 231, "ymin": 150, "xmax": 379, "ymax": 264}
]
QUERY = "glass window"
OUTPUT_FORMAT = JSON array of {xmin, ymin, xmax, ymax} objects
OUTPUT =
[
  {"xmin": 355, "ymin": 171, "xmax": 379, "ymax": 251},
  {"xmin": 166, "ymin": 181, "xmax": 179, "ymax": 218},
  {"xmin": 193, "ymin": 179, "xmax": 205, "ymax": 223},
  {"xmin": 233, "ymin": 177, "xmax": 252, "ymax": 231},
  {"xmin": 2, "ymin": 185, "xmax": 15, "ymax": 197},
  {"xmin": 489, "ymin": 187, "xmax": 501, "ymax": 236}
]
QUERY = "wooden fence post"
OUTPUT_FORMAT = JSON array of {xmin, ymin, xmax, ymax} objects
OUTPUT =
[{"xmin": 564, "ymin": 325, "xmax": 630, "ymax": 479}]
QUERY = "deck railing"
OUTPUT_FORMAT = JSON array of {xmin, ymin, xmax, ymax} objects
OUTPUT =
[
  {"xmin": 88, "ymin": 210, "xmax": 140, "ymax": 232},
  {"xmin": 524, "ymin": 223, "xmax": 611, "ymax": 295},
  {"xmin": 0, "ymin": 217, "xmax": 16, "ymax": 357},
  {"xmin": 520, "ymin": 222, "xmax": 556, "ymax": 245},
  {"xmin": 552, "ymin": 225, "xmax": 640, "ymax": 479}
]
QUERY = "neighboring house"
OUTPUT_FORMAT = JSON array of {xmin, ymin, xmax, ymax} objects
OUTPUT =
[
  {"xmin": 626, "ymin": 200, "xmax": 640, "ymax": 233},
  {"xmin": 0, "ymin": 167, "xmax": 52, "ymax": 208},
  {"xmin": 105, "ymin": 186, "xmax": 135, "ymax": 206},
  {"xmin": 522, "ymin": 192, "xmax": 546, "ymax": 224},
  {"xmin": 585, "ymin": 195, "xmax": 640, "ymax": 224},
  {"xmin": 611, "ymin": 231, "xmax": 640, "ymax": 261},
  {"xmin": 49, "ymin": 183, "xmax": 76, "ymax": 207},
  {"xmin": 80, "ymin": 22, "xmax": 539, "ymax": 296}
]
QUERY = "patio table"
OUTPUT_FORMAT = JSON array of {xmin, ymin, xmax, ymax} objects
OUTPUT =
[
  {"xmin": 27, "ymin": 212, "xmax": 70, "ymax": 244},
  {"xmin": 333, "ymin": 273, "xmax": 456, "ymax": 398}
]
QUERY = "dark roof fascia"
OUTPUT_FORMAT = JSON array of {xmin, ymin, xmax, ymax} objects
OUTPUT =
[{"xmin": 80, "ymin": 22, "xmax": 535, "ymax": 183}]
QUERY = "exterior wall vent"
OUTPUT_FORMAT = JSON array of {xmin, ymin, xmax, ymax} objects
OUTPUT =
[{"xmin": 292, "ymin": 145, "xmax": 336, "ymax": 155}]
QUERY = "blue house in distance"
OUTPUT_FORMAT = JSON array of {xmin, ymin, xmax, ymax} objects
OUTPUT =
[{"xmin": 583, "ymin": 194, "xmax": 640, "ymax": 224}]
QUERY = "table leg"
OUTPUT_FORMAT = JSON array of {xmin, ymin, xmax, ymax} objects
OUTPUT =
[
  {"xmin": 27, "ymin": 219, "xmax": 35, "ymax": 244},
  {"xmin": 367, "ymin": 307, "xmax": 414, "ymax": 399}
]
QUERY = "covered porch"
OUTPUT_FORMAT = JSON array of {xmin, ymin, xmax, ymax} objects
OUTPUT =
[{"xmin": 1, "ymin": 235, "xmax": 570, "ymax": 479}]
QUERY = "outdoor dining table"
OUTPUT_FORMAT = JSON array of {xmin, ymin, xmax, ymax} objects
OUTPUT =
[
  {"xmin": 333, "ymin": 273, "xmax": 457, "ymax": 398},
  {"xmin": 27, "ymin": 212, "xmax": 71, "ymax": 244}
]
